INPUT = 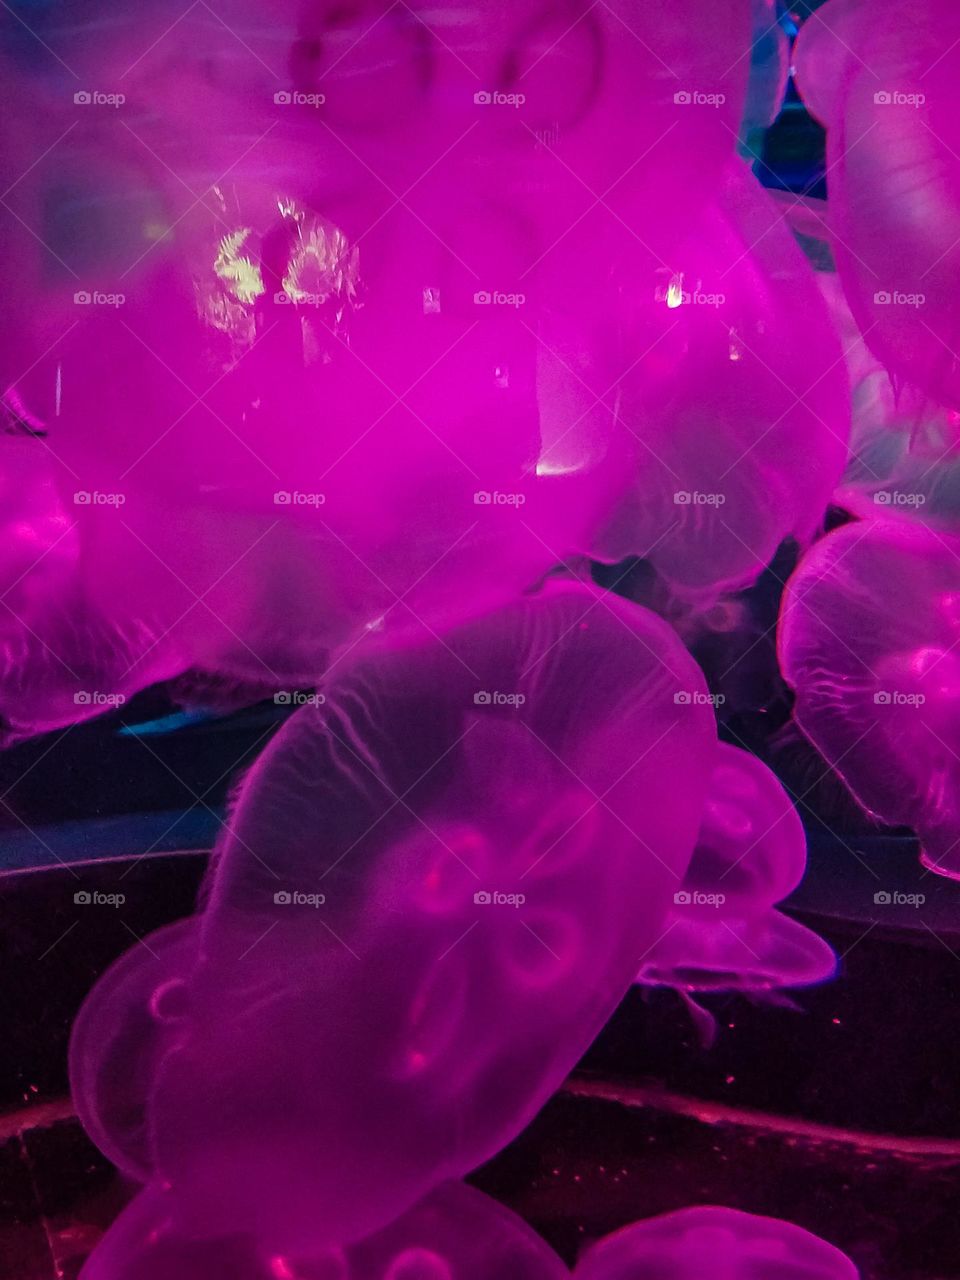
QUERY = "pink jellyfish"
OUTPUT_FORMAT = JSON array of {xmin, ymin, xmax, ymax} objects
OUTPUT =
[
  {"xmin": 578, "ymin": 160, "xmax": 849, "ymax": 604},
  {"xmin": 79, "ymin": 1180, "xmax": 566, "ymax": 1280},
  {"xmin": 779, "ymin": 518, "xmax": 960, "ymax": 879},
  {"xmin": 70, "ymin": 583, "xmax": 717, "ymax": 1252},
  {"xmin": 0, "ymin": 0, "xmax": 758, "ymax": 667},
  {"xmin": 574, "ymin": 1206, "xmax": 859, "ymax": 1279},
  {"xmin": 636, "ymin": 743, "xmax": 836, "ymax": 1000},
  {"xmin": 793, "ymin": 0, "xmax": 960, "ymax": 409}
]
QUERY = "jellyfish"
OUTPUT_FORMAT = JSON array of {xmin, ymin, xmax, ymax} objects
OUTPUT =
[
  {"xmin": 0, "ymin": 0, "xmax": 760, "ymax": 669},
  {"xmin": 70, "ymin": 582, "xmax": 717, "ymax": 1252},
  {"xmin": 779, "ymin": 518, "xmax": 960, "ymax": 879},
  {"xmin": 793, "ymin": 0, "xmax": 960, "ymax": 410},
  {"xmin": 79, "ymin": 1180, "xmax": 566, "ymax": 1280},
  {"xmin": 573, "ymin": 159, "xmax": 849, "ymax": 607},
  {"xmin": 636, "ymin": 743, "xmax": 836, "ymax": 1007},
  {"xmin": 574, "ymin": 1206, "xmax": 859, "ymax": 1279}
]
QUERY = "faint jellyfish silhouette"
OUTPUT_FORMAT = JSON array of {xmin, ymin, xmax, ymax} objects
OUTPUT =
[
  {"xmin": 574, "ymin": 1205, "xmax": 859, "ymax": 1279},
  {"xmin": 636, "ymin": 744, "xmax": 836, "ymax": 1041},
  {"xmin": 78, "ymin": 1180, "xmax": 566, "ymax": 1280},
  {"xmin": 580, "ymin": 161, "xmax": 848, "ymax": 606},
  {"xmin": 779, "ymin": 518, "xmax": 960, "ymax": 878},
  {"xmin": 794, "ymin": 0, "xmax": 960, "ymax": 409},
  {"xmin": 70, "ymin": 583, "xmax": 718, "ymax": 1251}
]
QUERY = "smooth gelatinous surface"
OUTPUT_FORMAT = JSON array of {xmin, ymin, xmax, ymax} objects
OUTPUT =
[
  {"xmin": 71, "ymin": 582, "xmax": 717, "ymax": 1250},
  {"xmin": 794, "ymin": 0, "xmax": 960, "ymax": 409},
  {"xmin": 0, "ymin": 0, "xmax": 755, "ymax": 669},
  {"xmin": 79, "ymin": 1180, "xmax": 567, "ymax": 1280},
  {"xmin": 779, "ymin": 518, "xmax": 960, "ymax": 878},
  {"xmin": 584, "ymin": 161, "xmax": 849, "ymax": 601},
  {"xmin": 575, "ymin": 1205, "xmax": 859, "ymax": 1279},
  {"xmin": 637, "ymin": 743, "xmax": 836, "ymax": 992}
]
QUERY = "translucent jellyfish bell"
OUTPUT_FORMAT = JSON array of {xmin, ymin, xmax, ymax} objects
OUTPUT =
[
  {"xmin": 793, "ymin": 0, "xmax": 960, "ymax": 409},
  {"xmin": 582, "ymin": 161, "xmax": 849, "ymax": 604},
  {"xmin": 637, "ymin": 744, "xmax": 836, "ymax": 994},
  {"xmin": 79, "ymin": 1181, "xmax": 567, "ymax": 1280},
  {"xmin": 779, "ymin": 518, "xmax": 960, "ymax": 878},
  {"xmin": 574, "ymin": 1206, "xmax": 859, "ymax": 1280},
  {"xmin": 71, "ymin": 583, "xmax": 717, "ymax": 1252}
]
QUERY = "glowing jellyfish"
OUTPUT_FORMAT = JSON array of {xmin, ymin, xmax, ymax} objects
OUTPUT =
[
  {"xmin": 793, "ymin": 0, "xmax": 960, "ymax": 409},
  {"xmin": 577, "ymin": 160, "xmax": 849, "ymax": 605},
  {"xmin": 779, "ymin": 518, "xmax": 960, "ymax": 879},
  {"xmin": 574, "ymin": 1206, "xmax": 859, "ymax": 1279},
  {"xmin": 79, "ymin": 1181, "xmax": 566, "ymax": 1280},
  {"xmin": 71, "ymin": 583, "xmax": 717, "ymax": 1251},
  {"xmin": 0, "ymin": 0, "xmax": 758, "ymax": 665},
  {"xmin": 636, "ymin": 744, "xmax": 836, "ymax": 997}
]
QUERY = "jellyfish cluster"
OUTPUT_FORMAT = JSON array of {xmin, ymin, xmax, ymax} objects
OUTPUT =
[{"xmin": 4, "ymin": 0, "xmax": 956, "ymax": 1273}]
